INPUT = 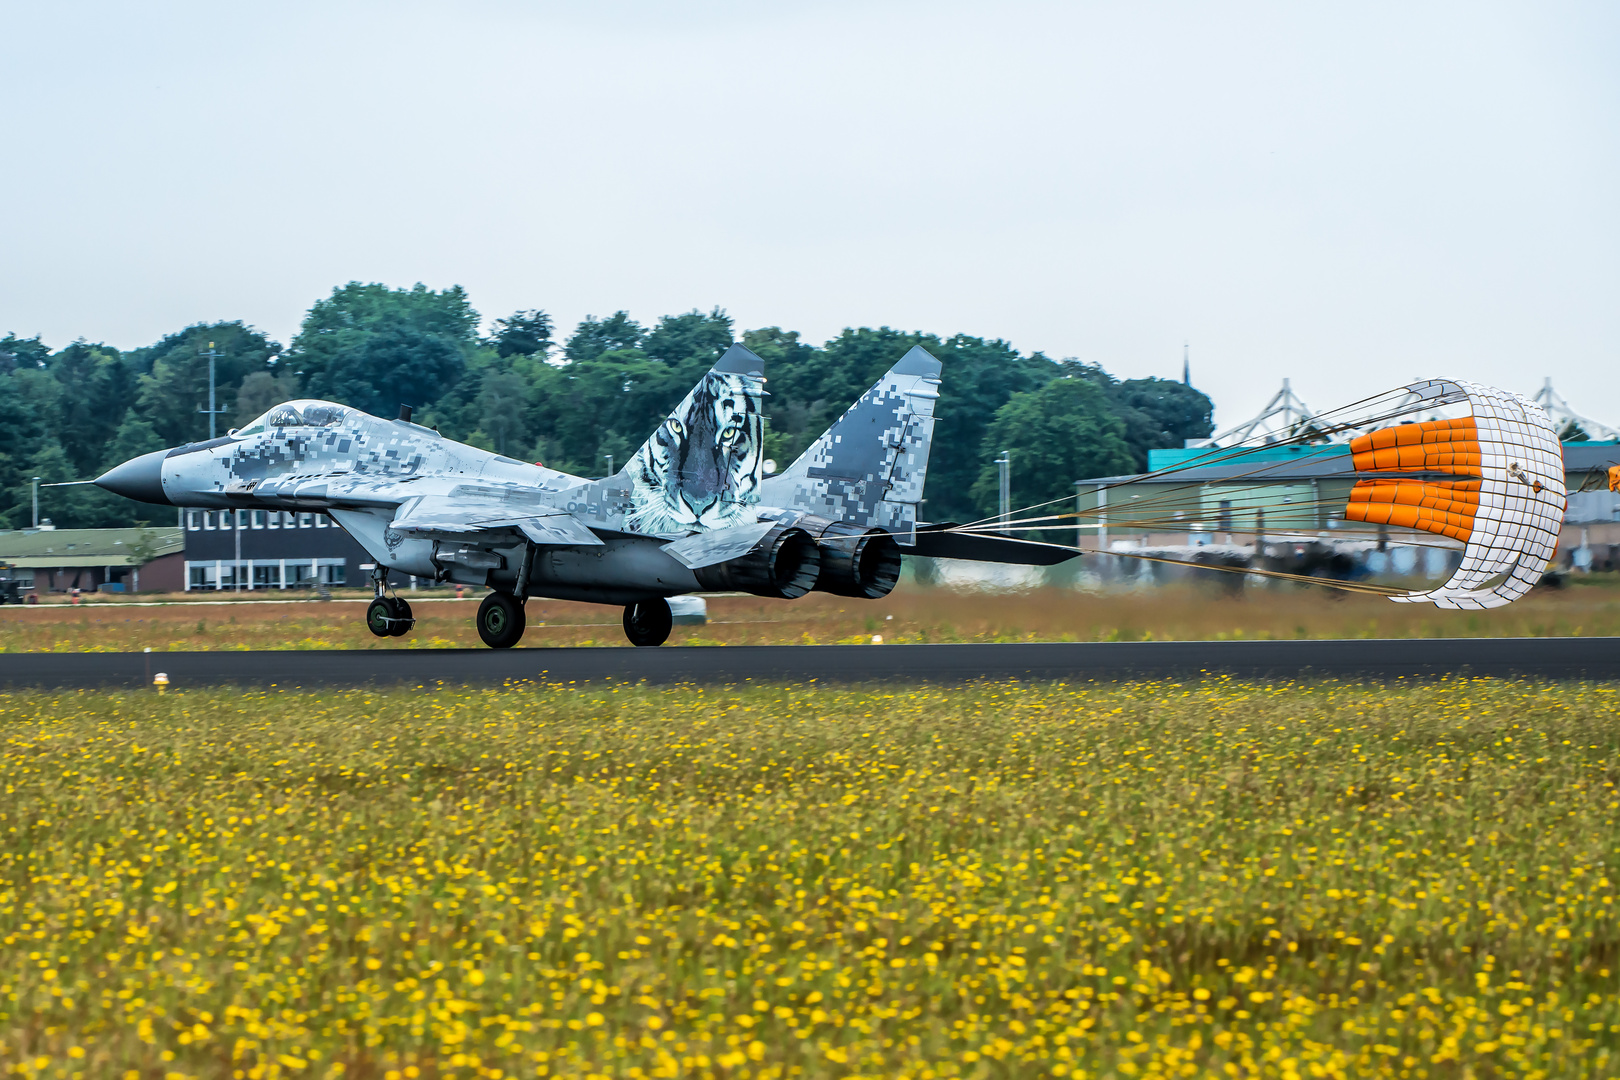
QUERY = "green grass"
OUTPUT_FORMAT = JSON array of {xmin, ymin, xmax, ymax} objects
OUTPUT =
[{"xmin": 2, "ymin": 679, "xmax": 1617, "ymax": 1078}]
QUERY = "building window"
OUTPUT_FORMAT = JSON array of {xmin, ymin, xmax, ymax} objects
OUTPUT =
[
  {"xmin": 186, "ymin": 511, "xmax": 201, "ymax": 531},
  {"xmin": 321, "ymin": 563, "xmax": 347, "ymax": 585},
  {"xmin": 202, "ymin": 512, "xmax": 215, "ymax": 530},
  {"xmin": 252, "ymin": 564, "xmax": 279, "ymax": 587},
  {"xmin": 316, "ymin": 514, "xmax": 329, "ymax": 528},
  {"xmin": 251, "ymin": 510, "xmax": 266, "ymax": 529},
  {"xmin": 299, "ymin": 513, "xmax": 315, "ymax": 528}
]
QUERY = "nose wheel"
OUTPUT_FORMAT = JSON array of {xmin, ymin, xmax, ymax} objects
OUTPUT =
[
  {"xmin": 623, "ymin": 598, "xmax": 672, "ymax": 647},
  {"xmin": 366, "ymin": 595, "xmax": 414, "ymax": 637},
  {"xmin": 366, "ymin": 566, "xmax": 415, "ymax": 638},
  {"xmin": 477, "ymin": 591, "xmax": 527, "ymax": 649}
]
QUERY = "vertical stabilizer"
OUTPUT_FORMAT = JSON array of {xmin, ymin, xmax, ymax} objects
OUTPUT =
[
  {"xmin": 761, "ymin": 345, "xmax": 942, "ymax": 542},
  {"xmin": 622, "ymin": 344, "xmax": 767, "ymax": 535}
]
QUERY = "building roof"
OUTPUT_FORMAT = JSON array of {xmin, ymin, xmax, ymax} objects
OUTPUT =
[
  {"xmin": 1085, "ymin": 446, "xmax": 1356, "ymax": 486},
  {"xmin": 0, "ymin": 527, "xmax": 185, "ymax": 569},
  {"xmin": 1561, "ymin": 440, "xmax": 1620, "ymax": 473}
]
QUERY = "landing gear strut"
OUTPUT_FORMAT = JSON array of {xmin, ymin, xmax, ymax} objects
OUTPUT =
[
  {"xmin": 365, "ymin": 566, "xmax": 414, "ymax": 638},
  {"xmin": 623, "ymin": 598, "xmax": 672, "ymax": 647},
  {"xmin": 477, "ymin": 591, "xmax": 526, "ymax": 649}
]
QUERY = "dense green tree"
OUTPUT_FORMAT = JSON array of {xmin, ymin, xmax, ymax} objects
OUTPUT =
[
  {"xmin": 25, "ymin": 440, "xmax": 97, "ymax": 527},
  {"xmin": 739, "ymin": 326, "xmax": 1066, "ymax": 522},
  {"xmin": 517, "ymin": 309, "xmax": 736, "ymax": 474},
  {"xmin": 641, "ymin": 308, "xmax": 734, "ymax": 373},
  {"xmin": 0, "ymin": 368, "xmax": 57, "ymax": 527},
  {"xmin": 0, "ymin": 333, "xmax": 49, "ymax": 374},
  {"xmin": 2, "ymin": 284, "xmax": 1220, "ymax": 533},
  {"xmin": 473, "ymin": 368, "xmax": 531, "ymax": 457},
  {"xmin": 134, "ymin": 322, "xmax": 280, "ymax": 446},
  {"xmin": 758, "ymin": 327, "xmax": 926, "ymax": 470},
  {"xmin": 522, "ymin": 348, "xmax": 669, "ymax": 475},
  {"xmin": 564, "ymin": 312, "xmax": 644, "ymax": 363},
  {"xmin": 103, "ymin": 413, "xmax": 166, "ymax": 464},
  {"xmin": 1111, "ymin": 377, "xmax": 1215, "ymax": 468},
  {"xmin": 489, "ymin": 310, "xmax": 554, "ymax": 358},
  {"xmin": 49, "ymin": 341, "xmax": 135, "ymax": 477},
  {"xmin": 76, "ymin": 415, "xmax": 174, "ymax": 528},
  {"xmin": 288, "ymin": 283, "xmax": 477, "ymax": 416},
  {"xmin": 969, "ymin": 376, "xmax": 1136, "ymax": 520},
  {"xmin": 233, "ymin": 371, "xmax": 302, "ymax": 426},
  {"xmin": 924, "ymin": 336, "xmax": 1063, "ymax": 523},
  {"xmin": 741, "ymin": 327, "xmax": 822, "ymax": 466}
]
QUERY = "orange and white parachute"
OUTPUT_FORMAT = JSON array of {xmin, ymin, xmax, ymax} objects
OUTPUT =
[
  {"xmin": 1341, "ymin": 380, "xmax": 1565, "ymax": 608},
  {"xmin": 941, "ymin": 377, "xmax": 1569, "ymax": 610}
]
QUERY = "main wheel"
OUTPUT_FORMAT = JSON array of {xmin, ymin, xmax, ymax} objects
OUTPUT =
[
  {"xmin": 388, "ymin": 598, "xmax": 414, "ymax": 637},
  {"xmin": 365, "ymin": 597, "xmax": 394, "ymax": 637},
  {"xmin": 477, "ymin": 591, "xmax": 526, "ymax": 649},
  {"xmin": 622, "ymin": 598, "xmax": 673, "ymax": 647}
]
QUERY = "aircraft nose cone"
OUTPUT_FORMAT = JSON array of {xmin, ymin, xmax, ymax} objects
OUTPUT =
[{"xmin": 95, "ymin": 449, "xmax": 171, "ymax": 505}]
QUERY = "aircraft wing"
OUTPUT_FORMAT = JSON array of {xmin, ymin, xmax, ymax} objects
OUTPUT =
[{"xmin": 389, "ymin": 496, "xmax": 603, "ymax": 546}]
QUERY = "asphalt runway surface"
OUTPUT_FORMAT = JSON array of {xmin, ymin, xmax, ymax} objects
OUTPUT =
[{"xmin": 1, "ymin": 637, "xmax": 1616, "ymax": 689}]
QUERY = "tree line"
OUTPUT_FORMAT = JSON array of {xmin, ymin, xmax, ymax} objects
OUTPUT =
[{"xmin": 0, "ymin": 282, "xmax": 1213, "ymax": 530}]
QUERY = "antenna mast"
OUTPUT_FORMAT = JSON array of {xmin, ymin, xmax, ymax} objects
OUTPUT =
[{"xmin": 197, "ymin": 341, "xmax": 227, "ymax": 439}]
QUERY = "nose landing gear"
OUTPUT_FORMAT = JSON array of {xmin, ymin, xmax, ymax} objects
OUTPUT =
[{"xmin": 365, "ymin": 566, "xmax": 415, "ymax": 638}]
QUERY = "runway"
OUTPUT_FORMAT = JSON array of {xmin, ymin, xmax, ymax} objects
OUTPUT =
[{"xmin": 0, "ymin": 637, "xmax": 1615, "ymax": 689}]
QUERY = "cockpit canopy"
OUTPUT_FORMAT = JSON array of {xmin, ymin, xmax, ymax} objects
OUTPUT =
[{"xmin": 236, "ymin": 400, "xmax": 352, "ymax": 438}]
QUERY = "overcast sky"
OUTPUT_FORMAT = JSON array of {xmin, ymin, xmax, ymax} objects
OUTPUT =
[{"xmin": 2, "ymin": 1, "xmax": 1616, "ymax": 430}]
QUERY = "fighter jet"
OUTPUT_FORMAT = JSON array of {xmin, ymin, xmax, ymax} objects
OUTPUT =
[{"xmin": 96, "ymin": 344, "xmax": 1070, "ymax": 647}]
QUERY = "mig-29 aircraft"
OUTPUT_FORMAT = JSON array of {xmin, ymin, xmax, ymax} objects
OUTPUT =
[{"xmin": 95, "ymin": 344, "xmax": 1070, "ymax": 648}]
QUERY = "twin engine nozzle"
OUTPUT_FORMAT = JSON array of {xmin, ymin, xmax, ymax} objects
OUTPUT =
[{"xmin": 692, "ymin": 516, "xmax": 902, "ymax": 601}]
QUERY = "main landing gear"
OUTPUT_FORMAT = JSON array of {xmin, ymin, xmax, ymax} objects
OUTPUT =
[
  {"xmin": 623, "ymin": 597, "xmax": 672, "ymax": 647},
  {"xmin": 477, "ymin": 591, "xmax": 527, "ymax": 649},
  {"xmin": 465, "ymin": 592, "xmax": 671, "ymax": 648},
  {"xmin": 365, "ymin": 567, "xmax": 415, "ymax": 638}
]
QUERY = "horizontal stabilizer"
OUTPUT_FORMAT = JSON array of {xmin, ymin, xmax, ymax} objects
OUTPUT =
[
  {"xmin": 910, "ymin": 524, "xmax": 1076, "ymax": 566},
  {"xmin": 661, "ymin": 520, "xmax": 776, "ymax": 569}
]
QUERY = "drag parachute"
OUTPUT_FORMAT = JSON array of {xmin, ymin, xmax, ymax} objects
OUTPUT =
[
  {"xmin": 1342, "ymin": 381, "xmax": 1564, "ymax": 609},
  {"xmin": 940, "ymin": 378, "xmax": 1569, "ymax": 610}
]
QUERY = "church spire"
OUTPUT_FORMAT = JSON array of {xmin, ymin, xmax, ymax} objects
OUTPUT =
[{"xmin": 1182, "ymin": 341, "xmax": 1190, "ymax": 386}]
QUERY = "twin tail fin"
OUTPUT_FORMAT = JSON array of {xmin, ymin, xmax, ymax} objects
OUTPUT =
[{"xmin": 760, "ymin": 345, "xmax": 941, "ymax": 543}]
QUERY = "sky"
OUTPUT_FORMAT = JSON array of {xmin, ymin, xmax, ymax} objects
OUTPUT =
[{"xmin": 2, "ymin": 1, "xmax": 1616, "ymax": 432}]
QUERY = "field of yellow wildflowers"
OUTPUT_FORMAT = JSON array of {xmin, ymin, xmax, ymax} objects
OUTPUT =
[{"xmin": 2, "ymin": 678, "xmax": 1617, "ymax": 1078}]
